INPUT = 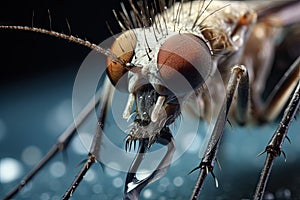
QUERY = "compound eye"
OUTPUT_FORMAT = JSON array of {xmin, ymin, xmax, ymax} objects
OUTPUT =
[
  {"xmin": 106, "ymin": 30, "xmax": 136, "ymax": 91},
  {"xmin": 156, "ymin": 33, "xmax": 212, "ymax": 95}
]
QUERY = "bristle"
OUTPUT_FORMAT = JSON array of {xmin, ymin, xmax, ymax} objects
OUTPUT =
[
  {"xmin": 128, "ymin": 0, "xmax": 143, "ymax": 28},
  {"xmin": 112, "ymin": 9, "xmax": 127, "ymax": 31},
  {"xmin": 174, "ymin": 1, "xmax": 182, "ymax": 31},
  {"xmin": 119, "ymin": 11, "xmax": 133, "ymax": 30},
  {"xmin": 137, "ymin": 1, "xmax": 146, "ymax": 25},
  {"xmin": 199, "ymin": 3, "xmax": 231, "ymax": 26},
  {"xmin": 153, "ymin": 0, "xmax": 164, "ymax": 34},
  {"xmin": 106, "ymin": 21, "xmax": 116, "ymax": 37},
  {"xmin": 143, "ymin": 28, "xmax": 152, "ymax": 61},
  {"xmin": 121, "ymin": 2, "xmax": 134, "ymax": 29},
  {"xmin": 150, "ymin": 18, "xmax": 158, "ymax": 41},
  {"xmin": 31, "ymin": 10, "xmax": 35, "ymax": 28},
  {"xmin": 143, "ymin": 0, "xmax": 151, "ymax": 23},
  {"xmin": 158, "ymin": 0, "xmax": 169, "ymax": 35},
  {"xmin": 47, "ymin": 9, "xmax": 52, "ymax": 31},
  {"xmin": 130, "ymin": 10, "xmax": 138, "ymax": 28},
  {"xmin": 192, "ymin": 0, "xmax": 212, "ymax": 29},
  {"xmin": 65, "ymin": 18, "xmax": 72, "ymax": 35}
]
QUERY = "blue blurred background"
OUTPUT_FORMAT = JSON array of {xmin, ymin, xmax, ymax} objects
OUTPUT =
[{"xmin": 1, "ymin": 1, "xmax": 300, "ymax": 200}]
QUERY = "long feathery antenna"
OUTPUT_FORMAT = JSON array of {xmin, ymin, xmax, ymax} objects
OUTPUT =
[{"xmin": 0, "ymin": 25, "xmax": 125, "ymax": 66}]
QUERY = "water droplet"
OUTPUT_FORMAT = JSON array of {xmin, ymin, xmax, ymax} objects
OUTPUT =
[
  {"xmin": 264, "ymin": 192, "xmax": 275, "ymax": 200},
  {"xmin": 112, "ymin": 177, "xmax": 123, "ymax": 188},
  {"xmin": 49, "ymin": 161, "xmax": 66, "ymax": 178},
  {"xmin": 92, "ymin": 184, "xmax": 103, "ymax": 194},
  {"xmin": 0, "ymin": 157, "xmax": 23, "ymax": 183},
  {"xmin": 40, "ymin": 192, "xmax": 50, "ymax": 200},
  {"xmin": 160, "ymin": 177, "xmax": 170, "ymax": 187},
  {"xmin": 173, "ymin": 176, "xmax": 184, "ymax": 187},
  {"xmin": 21, "ymin": 145, "xmax": 42, "ymax": 166},
  {"xmin": 45, "ymin": 99, "xmax": 72, "ymax": 134},
  {"xmin": 143, "ymin": 189, "xmax": 153, "ymax": 199},
  {"xmin": 276, "ymin": 188, "xmax": 291, "ymax": 199}
]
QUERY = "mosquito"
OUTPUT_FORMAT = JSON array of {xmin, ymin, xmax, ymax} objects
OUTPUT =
[{"xmin": 0, "ymin": 0, "xmax": 300, "ymax": 200}]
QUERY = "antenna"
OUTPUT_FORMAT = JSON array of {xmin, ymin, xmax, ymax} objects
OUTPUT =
[{"xmin": 0, "ymin": 25, "xmax": 127, "ymax": 67}]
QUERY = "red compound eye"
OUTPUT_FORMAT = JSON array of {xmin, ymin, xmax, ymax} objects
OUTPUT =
[{"xmin": 156, "ymin": 33, "xmax": 212, "ymax": 95}]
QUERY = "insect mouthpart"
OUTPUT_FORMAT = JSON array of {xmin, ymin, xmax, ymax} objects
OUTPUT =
[
  {"xmin": 125, "ymin": 84, "xmax": 165, "ymax": 148},
  {"xmin": 135, "ymin": 84, "xmax": 159, "ymax": 126},
  {"xmin": 125, "ymin": 83, "xmax": 180, "ymax": 149}
]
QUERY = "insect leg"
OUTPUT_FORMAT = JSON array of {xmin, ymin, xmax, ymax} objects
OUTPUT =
[
  {"xmin": 254, "ymin": 1, "xmax": 300, "ymax": 27},
  {"xmin": 190, "ymin": 65, "xmax": 250, "ymax": 200},
  {"xmin": 62, "ymin": 77, "xmax": 113, "ymax": 200},
  {"xmin": 1, "ymin": 78, "xmax": 104, "ymax": 200},
  {"xmin": 253, "ymin": 61, "xmax": 300, "ymax": 200},
  {"xmin": 260, "ymin": 56, "xmax": 300, "ymax": 122},
  {"xmin": 123, "ymin": 127, "xmax": 175, "ymax": 200}
]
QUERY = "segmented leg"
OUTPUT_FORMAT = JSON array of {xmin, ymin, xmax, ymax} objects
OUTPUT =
[
  {"xmin": 123, "ymin": 127, "xmax": 175, "ymax": 200},
  {"xmin": 2, "ymin": 81, "xmax": 104, "ymax": 200},
  {"xmin": 261, "ymin": 56, "xmax": 300, "ymax": 122},
  {"xmin": 62, "ymin": 77, "xmax": 113, "ymax": 200},
  {"xmin": 253, "ymin": 60, "xmax": 300, "ymax": 200},
  {"xmin": 190, "ymin": 65, "xmax": 250, "ymax": 200}
]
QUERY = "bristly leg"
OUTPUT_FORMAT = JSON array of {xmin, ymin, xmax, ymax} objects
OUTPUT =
[
  {"xmin": 62, "ymin": 78, "xmax": 113, "ymax": 200},
  {"xmin": 2, "ymin": 85, "xmax": 103, "ymax": 200},
  {"xmin": 254, "ymin": 80, "xmax": 300, "ymax": 200},
  {"xmin": 190, "ymin": 65, "xmax": 250, "ymax": 200}
]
